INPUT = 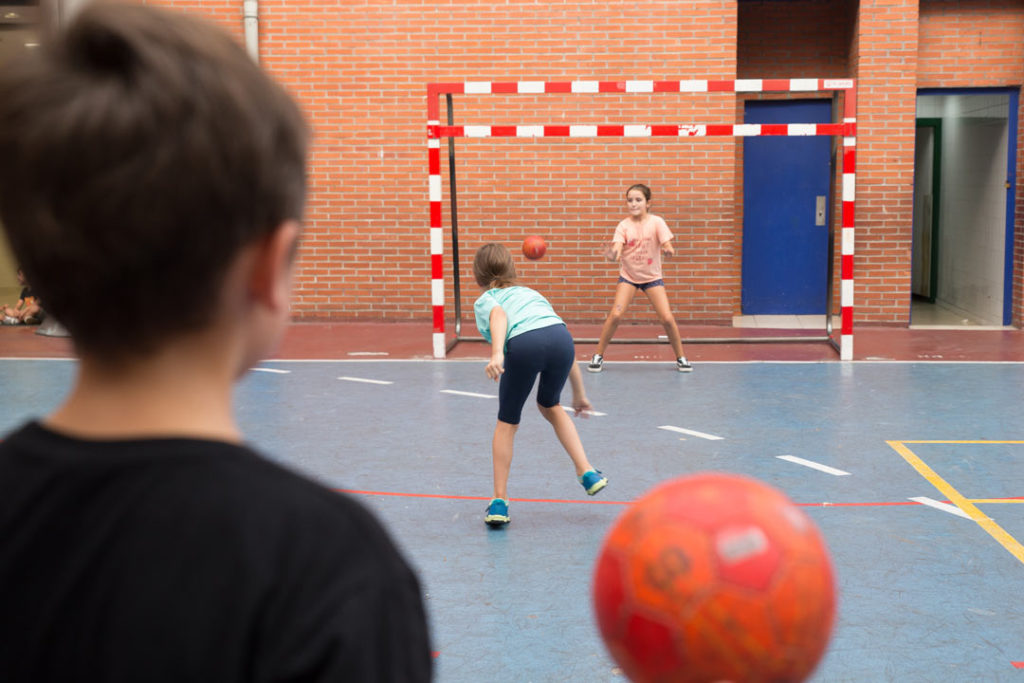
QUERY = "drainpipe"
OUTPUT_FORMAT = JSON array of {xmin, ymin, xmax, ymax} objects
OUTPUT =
[
  {"xmin": 57, "ymin": 0, "xmax": 87, "ymax": 26},
  {"xmin": 243, "ymin": 0, "xmax": 259, "ymax": 63}
]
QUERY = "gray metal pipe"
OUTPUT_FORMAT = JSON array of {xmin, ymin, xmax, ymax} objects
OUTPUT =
[{"xmin": 243, "ymin": 0, "xmax": 259, "ymax": 62}]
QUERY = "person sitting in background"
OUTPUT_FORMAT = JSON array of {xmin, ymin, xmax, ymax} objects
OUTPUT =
[{"xmin": 1, "ymin": 267, "xmax": 43, "ymax": 325}]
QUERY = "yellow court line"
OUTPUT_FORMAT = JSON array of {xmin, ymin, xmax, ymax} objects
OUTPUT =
[
  {"xmin": 899, "ymin": 440, "xmax": 1024, "ymax": 445},
  {"xmin": 968, "ymin": 499, "xmax": 1024, "ymax": 505},
  {"xmin": 887, "ymin": 440, "xmax": 1024, "ymax": 565}
]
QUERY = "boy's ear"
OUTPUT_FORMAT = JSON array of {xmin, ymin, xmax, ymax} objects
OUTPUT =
[{"xmin": 248, "ymin": 220, "xmax": 300, "ymax": 311}]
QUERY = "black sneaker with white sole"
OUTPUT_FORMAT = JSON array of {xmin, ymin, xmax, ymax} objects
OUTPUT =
[
  {"xmin": 676, "ymin": 357, "xmax": 693, "ymax": 372},
  {"xmin": 587, "ymin": 354, "xmax": 604, "ymax": 372}
]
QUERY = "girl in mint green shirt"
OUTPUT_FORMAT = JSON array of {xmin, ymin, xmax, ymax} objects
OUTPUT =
[{"xmin": 472, "ymin": 243, "xmax": 608, "ymax": 527}]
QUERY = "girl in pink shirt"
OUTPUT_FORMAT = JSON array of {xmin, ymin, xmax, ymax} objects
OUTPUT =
[{"xmin": 588, "ymin": 184, "xmax": 691, "ymax": 372}]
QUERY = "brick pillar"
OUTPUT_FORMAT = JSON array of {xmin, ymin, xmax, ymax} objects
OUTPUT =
[{"xmin": 852, "ymin": 0, "xmax": 920, "ymax": 325}]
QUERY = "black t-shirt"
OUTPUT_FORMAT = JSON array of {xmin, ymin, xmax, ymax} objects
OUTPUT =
[{"xmin": 0, "ymin": 422, "xmax": 432, "ymax": 682}]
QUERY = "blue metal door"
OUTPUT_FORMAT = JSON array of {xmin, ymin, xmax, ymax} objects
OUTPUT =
[{"xmin": 742, "ymin": 100, "xmax": 832, "ymax": 314}]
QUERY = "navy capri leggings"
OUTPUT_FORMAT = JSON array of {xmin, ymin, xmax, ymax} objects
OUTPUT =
[{"xmin": 498, "ymin": 323, "xmax": 575, "ymax": 425}]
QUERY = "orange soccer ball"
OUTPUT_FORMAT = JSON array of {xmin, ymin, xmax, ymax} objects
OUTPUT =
[
  {"xmin": 593, "ymin": 473, "xmax": 836, "ymax": 683},
  {"xmin": 522, "ymin": 235, "xmax": 547, "ymax": 260}
]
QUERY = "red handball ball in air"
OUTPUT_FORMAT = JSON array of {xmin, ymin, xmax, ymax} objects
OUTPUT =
[
  {"xmin": 593, "ymin": 473, "xmax": 836, "ymax": 683},
  {"xmin": 522, "ymin": 235, "xmax": 547, "ymax": 260}
]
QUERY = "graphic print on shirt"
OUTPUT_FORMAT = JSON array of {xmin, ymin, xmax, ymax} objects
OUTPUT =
[
  {"xmin": 615, "ymin": 214, "xmax": 672, "ymax": 284},
  {"xmin": 624, "ymin": 221, "xmax": 655, "ymax": 269}
]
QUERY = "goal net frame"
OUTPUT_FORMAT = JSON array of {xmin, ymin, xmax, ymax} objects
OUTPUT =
[{"xmin": 426, "ymin": 78, "xmax": 857, "ymax": 360}]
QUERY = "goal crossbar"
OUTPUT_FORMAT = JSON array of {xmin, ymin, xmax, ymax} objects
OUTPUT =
[{"xmin": 427, "ymin": 78, "xmax": 857, "ymax": 360}]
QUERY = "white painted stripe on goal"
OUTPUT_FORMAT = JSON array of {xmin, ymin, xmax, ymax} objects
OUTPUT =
[
  {"xmin": 788, "ymin": 124, "xmax": 817, "ymax": 136},
  {"xmin": 844, "ymin": 136, "xmax": 856, "ymax": 147},
  {"xmin": 626, "ymin": 80, "xmax": 653, "ymax": 92},
  {"xmin": 253, "ymin": 367, "xmax": 290, "ymax": 374},
  {"xmin": 734, "ymin": 124, "xmax": 761, "ymax": 137},
  {"xmin": 464, "ymin": 81, "xmax": 491, "ymax": 94},
  {"xmin": 562, "ymin": 406, "xmax": 607, "ymax": 417},
  {"xmin": 431, "ymin": 279, "xmax": 444, "ymax": 306},
  {"xmin": 571, "ymin": 80, "xmax": 599, "ymax": 93},
  {"xmin": 430, "ymin": 227, "xmax": 443, "ymax": 255},
  {"xmin": 658, "ymin": 425, "xmax": 724, "ymax": 441},
  {"xmin": 433, "ymin": 332, "xmax": 445, "ymax": 359},
  {"xmin": 842, "ymin": 227, "xmax": 855, "ymax": 256},
  {"xmin": 464, "ymin": 125, "xmax": 491, "ymax": 138},
  {"xmin": 841, "ymin": 279, "xmax": 854, "ymax": 306},
  {"xmin": 910, "ymin": 496, "xmax": 973, "ymax": 519},
  {"xmin": 338, "ymin": 376, "xmax": 394, "ymax": 385},
  {"xmin": 843, "ymin": 173, "xmax": 856, "ymax": 201},
  {"xmin": 570, "ymin": 125, "xmax": 597, "ymax": 137},
  {"xmin": 824, "ymin": 79, "xmax": 855, "ymax": 89},
  {"xmin": 428, "ymin": 176, "xmax": 441, "ymax": 202},
  {"xmin": 441, "ymin": 389, "xmax": 496, "ymax": 399},
  {"xmin": 518, "ymin": 81, "xmax": 545, "ymax": 94},
  {"xmin": 427, "ymin": 138, "xmax": 440, "ymax": 149},
  {"xmin": 679, "ymin": 80, "xmax": 708, "ymax": 92},
  {"xmin": 624, "ymin": 125, "xmax": 651, "ymax": 137},
  {"xmin": 840, "ymin": 334, "xmax": 853, "ymax": 361},
  {"xmin": 735, "ymin": 79, "xmax": 762, "ymax": 92},
  {"xmin": 517, "ymin": 125, "xmax": 544, "ymax": 137},
  {"xmin": 791, "ymin": 78, "xmax": 819, "ymax": 91},
  {"xmin": 777, "ymin": 455, "xmax": 851, "ymax": 476},
  {"xmin": 678, "ymin": 124, "xmax": 706, "ymax": 137}
]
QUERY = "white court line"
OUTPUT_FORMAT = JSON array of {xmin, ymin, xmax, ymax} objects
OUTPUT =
[
  {"xmin": 338, "ymin": 376, "xmax": 393, "ymax": 385},
  {"xmin": 441, "ymin": 389, "xmax": 496, "ymax": 399},
  {"xmin": 909, "ymin": 496, "xmax": 974, "ymax": 519},
  {"xmin": 776, "ymin": 455, "xmax": 851, "ymax": 476},
  {"xmin": 253, "ymin": 367, "xmax": 290, "ymax": 374},
  {"xmin": 561, "ymin": 406, "xmax": 607, "ymax": 417},
  {"xmin": 348, "ymin": 351, "xmax": 389, "ymax": 356},
  {"xmin": 658, "ymin": 425, "xmax": 724, "ymax": 440}
]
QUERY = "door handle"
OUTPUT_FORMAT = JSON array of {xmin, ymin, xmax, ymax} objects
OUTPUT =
[{"xmin": 815, "ymin": 195, "xmax": 826, "ymax": 226}]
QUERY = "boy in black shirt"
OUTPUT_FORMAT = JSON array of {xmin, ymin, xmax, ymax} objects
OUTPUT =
[{"xmin": 0, "ymin": 4, "xmax": 431, "ymax": 681}]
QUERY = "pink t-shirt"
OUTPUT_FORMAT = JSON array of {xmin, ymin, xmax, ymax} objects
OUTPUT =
[{"xmin": 613, "ymin": 214, "xmax": 673, "ymax": 284}]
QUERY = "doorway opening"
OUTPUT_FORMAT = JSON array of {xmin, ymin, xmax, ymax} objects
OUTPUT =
[{"xmin": 913, "ymin": 90, "xmax": 1018, "ymax": 328}]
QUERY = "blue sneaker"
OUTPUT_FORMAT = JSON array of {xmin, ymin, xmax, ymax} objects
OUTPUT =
[
  {"xmin": 579, "ymin": 469, "xmax": 608, "ymax": 496},
  {"xmin": 484, "ymin": 498, "xmax": 510, "ymax": 526}
]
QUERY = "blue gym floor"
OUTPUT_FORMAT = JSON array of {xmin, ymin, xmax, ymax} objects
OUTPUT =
[{"xmin": 1, "ymin": 358, "xmax": 1021, "ymax": 681}]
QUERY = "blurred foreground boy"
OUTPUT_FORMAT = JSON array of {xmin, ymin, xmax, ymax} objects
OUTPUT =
[{"xmin": 0, "ymin": 3, "xmax": 431, "ymax": 681}]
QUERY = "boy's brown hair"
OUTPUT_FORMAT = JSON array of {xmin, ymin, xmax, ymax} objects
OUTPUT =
[
  {"xmin": 473, "ymin": 243, "xmax": 518, "ymax": 289},
  {"xmin": 0, "ymin": 2, "xmax": 308, "ymax": 361}
]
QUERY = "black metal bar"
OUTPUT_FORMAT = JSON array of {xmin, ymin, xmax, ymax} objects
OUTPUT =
[
  {"xmin": 824, "ymin": 93, "xmax": 839, "ymax": 339},
  {"xmin": 447, "ymin": 93, "xmax": 462, "ymax": 342},
  {"xmin": 452, "ymin": 335, "xmax": 833, "ymax": 346}
]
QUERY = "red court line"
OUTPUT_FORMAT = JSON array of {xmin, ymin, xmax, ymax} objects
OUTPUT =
[
  {"xmin": 340, "ymin": 489, "xmax": 627, "ymax": 505},
  {"xmin": 338, "ymin": 488, "xmax": 963, "ymax": 508},
  {"xmin": 1012, "ymin": 661, "xmax": 1023, "ymax": 669}
]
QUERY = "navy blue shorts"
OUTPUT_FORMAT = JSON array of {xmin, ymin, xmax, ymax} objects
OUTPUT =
[
  {"xmin": 497, "ymin": 323, "xmax": 574, "ymax": 425},
  {"xmin": 618, "ymin": 276, "xmax": 665, "ymax": 291}
]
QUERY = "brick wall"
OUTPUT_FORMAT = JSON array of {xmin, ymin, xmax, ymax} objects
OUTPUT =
[
  {"xmin": 148, "ymin": 0, "xmax": 1022, "ymax": 330},
  {"xmin": 851, "ymin": 0, "xmax": 920, "ymax": 325},
  {"xmin": 158, "ymin": 0, "xmax": 743, "ymax": 326}
]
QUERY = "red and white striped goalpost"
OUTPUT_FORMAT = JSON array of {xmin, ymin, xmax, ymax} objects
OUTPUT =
[{"xmin": 427, "ymin": 78, "xmax": 857, "ymax": 361}]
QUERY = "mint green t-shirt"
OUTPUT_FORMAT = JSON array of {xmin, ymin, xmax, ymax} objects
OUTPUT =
[{"xmin": 474, "ymin": 286, "xmax": 564, "ymax": 349}]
